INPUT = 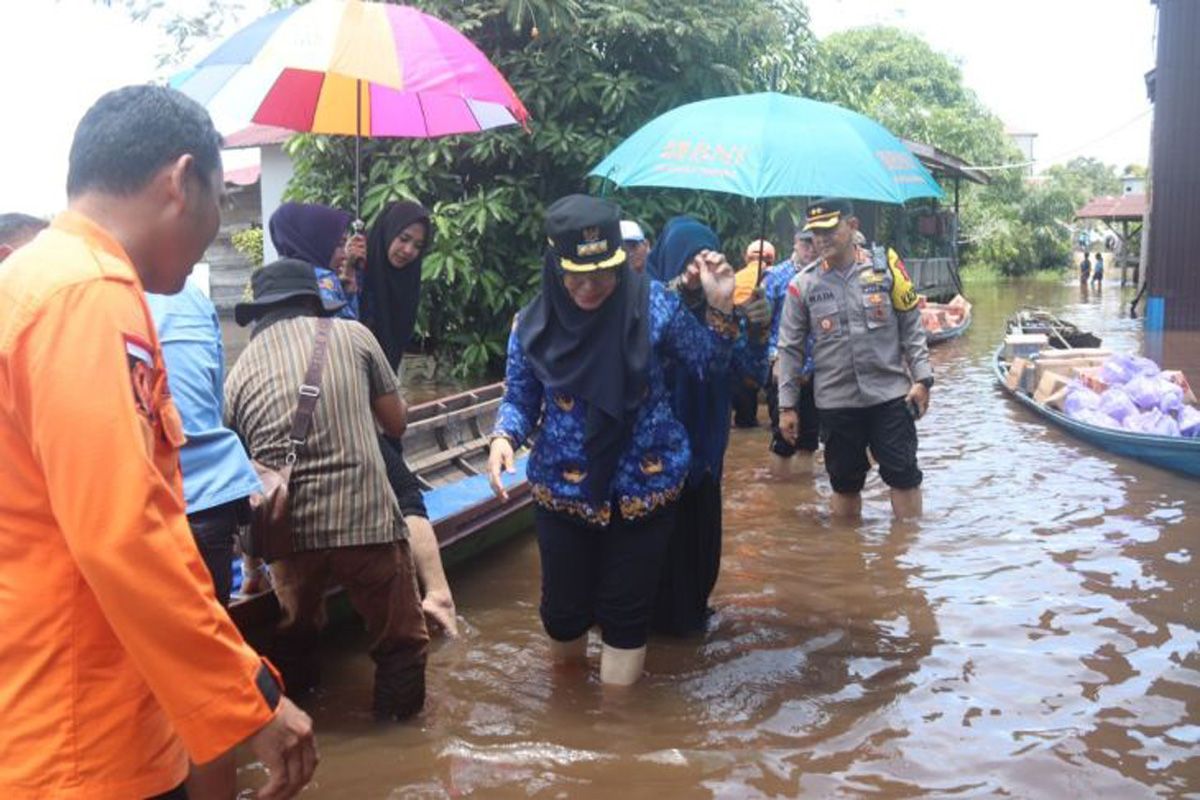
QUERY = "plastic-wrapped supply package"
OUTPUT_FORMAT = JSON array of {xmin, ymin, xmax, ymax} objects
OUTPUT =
[
  {"xmin": 1155, "ymin": 378, "xmax": 1185, "ymax": 414},
  {"xmin": 1099, "ymin": 387, "xmax": 1139, "ymax": 422},
  {"xmin": 1179, "ymin": 405, "xmax": 1200, "ymax": 439},
  {"xmin": 1100, "ymin": 354, "xmax": 1136, "ymax": 386},
  {"xmin": 1124, "ymin": 374, "xmax": 1164, "ymax": 411},
  {"xmin": 1063, "ymin": 386, "xmax": 1103, "ymax": 417},
  {"xmin": 1123, "ymin": 408, "xmax": 1182, "ymax": 437},
  {"xmin": 1127, "ymin": 355, "xmax": 1161, "ymax": 378},
  {"xmin": 1074, "ymin": 409, "xmax": 1121, "ymax": 429}
]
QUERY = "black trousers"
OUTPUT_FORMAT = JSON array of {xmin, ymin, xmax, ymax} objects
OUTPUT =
[
  {"xmin": 378, "ymin": 434, "xmax": 429, "ymax": 519},
  {"xmin": 652, "ymin": 476, "xmax": 722, "ymax": 636},
  {"xmin": 536, "ymin": 505, "xmax": 676, "ymax": 649},
  {"xmin": 731, "ymin": 379, "xmax": 760, "ymax": 428},
  {"xmin": 187, "ymin": 499, "xmax": 244, "ymax": 607}
]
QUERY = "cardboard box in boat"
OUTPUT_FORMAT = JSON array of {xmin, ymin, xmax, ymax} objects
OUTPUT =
[
  {"xmin": 1034, "ymin": 370, "xmax": 1072, "ymax": 409},
  {"xmin": 1035, "ymin": 347, "xmax": 1112, "ymax": 361},
  {"xmin": 1071, "ymin": 366, "xmax": 1109, "ymax": 394},
  {"xmin": 1004, "ymin": 334, "xmax": 1049, "ymax": 361},
  {"xmin": 1006, "ymin": 358, "xmax": 1037, "ymax": 394},
  {"xmin": 1033, "ymin": 355, "xmax": 1109, "ymax": 387}
]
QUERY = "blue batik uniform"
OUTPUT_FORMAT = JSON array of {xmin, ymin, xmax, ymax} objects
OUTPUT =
[
  {"xmin": 314, "ymin": 266, "xmax": 360, "ymax": 320},
  {"xmin": 493, "ymin": 281, "xmax": 737, "ymax": 528},
  {"xmin": 765, "ymin": 258, "xmax": 814, "ymax": 376}
]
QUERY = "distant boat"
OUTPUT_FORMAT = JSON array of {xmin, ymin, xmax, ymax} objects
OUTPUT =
[
  {"xmin": 994, "ymin": 313, "xmax": 1199, "ymax": 479},
  {"xmin": 921, "ymin": 294, "xmax": 972, "ymax": 346},
  {"xmin": 229, "ymin": 382, "xmax": 533, "ymax": 635}
]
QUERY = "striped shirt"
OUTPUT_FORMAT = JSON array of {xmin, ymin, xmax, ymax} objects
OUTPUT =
[{"xmin": 225, "ymin": 315, "xmax": 405, "ymax": 552}]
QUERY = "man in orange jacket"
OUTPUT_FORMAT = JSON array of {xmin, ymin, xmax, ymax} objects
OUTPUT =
[{"xmin": 0, "ymin": 85, "xmax": 317, "ymax": 799}]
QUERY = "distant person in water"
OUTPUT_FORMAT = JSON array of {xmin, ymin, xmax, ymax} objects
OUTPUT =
[
  {"xmin": 1079, "ymin": 252, "xmax": 1092, "ymax": 284},
  {"xmin": 1091, "ymin": 252, "xmax": 1104, "ymax": 287},
  {"xmin": 0, "ymin": 213, "xmax": 47, "ymax": 262}
]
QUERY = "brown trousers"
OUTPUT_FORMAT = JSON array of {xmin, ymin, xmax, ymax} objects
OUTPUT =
[{"xmin": 270, "ymin": 540, "xmax": 430, "ymax": 720}]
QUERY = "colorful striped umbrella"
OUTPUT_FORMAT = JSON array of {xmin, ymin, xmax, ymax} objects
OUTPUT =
[{"xmin": 173, "ymin": 0, "xmax": 529, "ymax": 214}]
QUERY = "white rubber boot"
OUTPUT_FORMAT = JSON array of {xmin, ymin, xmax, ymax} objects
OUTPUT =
[
  {"xmin": 548, "ymin": 635, "xmax": 587, "ymax": 665},
  {"xmin": 599, "ymin": 644, "xmax": 646, "ymax": 686}
]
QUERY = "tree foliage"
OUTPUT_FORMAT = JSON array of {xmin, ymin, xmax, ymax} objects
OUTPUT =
[{"xmin": 285, "ymin": 0, "xmax": 818, "ymax": 376}]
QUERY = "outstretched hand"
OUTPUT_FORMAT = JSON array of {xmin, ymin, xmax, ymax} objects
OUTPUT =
[{"xmin": 487, "ymin": 436, "xmax": 515, "ymax": 502}]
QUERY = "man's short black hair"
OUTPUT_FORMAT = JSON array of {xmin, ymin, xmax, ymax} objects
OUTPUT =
[
  {"xmin": 67, "ymin": 84, "xmax": 224, "ymax": 198},
  {"xmin": 0, "ymin": 213, "xmax": 48, "ymax": 246}
]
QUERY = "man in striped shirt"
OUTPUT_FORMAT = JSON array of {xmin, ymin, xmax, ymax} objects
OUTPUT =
[{"xmin": 225, "ymin": 258, "xmax": 429, "ymax": 720}]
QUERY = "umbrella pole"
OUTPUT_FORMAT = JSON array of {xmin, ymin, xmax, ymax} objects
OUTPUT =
[
  {"xmin": 755, "ymin": 199, "xmax": 769, "ymax": 287},
  {"xmin": 355, "ymin": 79, "xmax": 362, "ymax": 223}
]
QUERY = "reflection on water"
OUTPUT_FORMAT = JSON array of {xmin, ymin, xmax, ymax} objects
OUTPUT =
[{"xmin": 237, "ymin": 279, "xmax": 1200, "ymax": 797}]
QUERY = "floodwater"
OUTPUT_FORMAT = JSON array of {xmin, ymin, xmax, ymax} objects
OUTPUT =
[{"xmin": 237, "ymin": 279, "xmax": 1200, "ymax": 798}]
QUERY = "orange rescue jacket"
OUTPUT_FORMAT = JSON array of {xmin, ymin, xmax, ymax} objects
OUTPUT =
[{"xmin": 0, "ymin": 212, "xmax": 278, "ymax": 799}]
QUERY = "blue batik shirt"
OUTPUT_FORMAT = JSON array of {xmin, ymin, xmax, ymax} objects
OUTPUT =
[
  {"xmin": 765, "ymin": 258, "xmax": 814, "ymax": 377},
  {"xmin": 315, "ymin": 267, "xmax": 361, "ymax": 319},
  {"xmin": 493, "ymin": 281, "xmax": 737, "ymax": 528},
  {"xmin": 145, "ymin": 281, "xmax": 261, "ymax": 514}
]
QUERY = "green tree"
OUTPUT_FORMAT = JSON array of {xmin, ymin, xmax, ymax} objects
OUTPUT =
[
  {"xmin": 813, "ymin": 26, "xmax": 1084, "ymax": 276},
  {"xmin": 285, "ymin": 0, "xmax": 817, "ymax": 377}
]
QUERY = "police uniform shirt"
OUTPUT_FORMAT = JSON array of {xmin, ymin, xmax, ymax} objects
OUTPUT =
[{"xmin": 777, "ymin": 245, "xmax": 932, "ymax": 410}]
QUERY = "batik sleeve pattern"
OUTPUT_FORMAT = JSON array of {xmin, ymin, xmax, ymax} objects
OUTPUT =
[{"xmin": 492, "ymin": 319, "xmax": 543, "ymax": 445}]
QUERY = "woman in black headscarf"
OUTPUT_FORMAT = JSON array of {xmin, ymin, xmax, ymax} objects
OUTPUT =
[
  {"xmin": 486, "ymin": 195, "xmax": 739, "ymax": 686},
  {"xmin": 362, "ymin": 201, "xmax": 432, "ymax": 374},
  {"xmin": 360, "ymin": 201, "xmax": 457, "ymax": 636}
]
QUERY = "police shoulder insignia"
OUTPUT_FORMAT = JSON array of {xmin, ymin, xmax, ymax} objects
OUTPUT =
[{"xmin": 887, "ymin": 252, "xmax": 919, "ymax": 312}]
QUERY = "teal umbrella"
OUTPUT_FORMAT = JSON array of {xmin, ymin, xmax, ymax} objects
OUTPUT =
[{"xmin": 590, "ymin": 92, "xmax": 944, "ymax": 203}]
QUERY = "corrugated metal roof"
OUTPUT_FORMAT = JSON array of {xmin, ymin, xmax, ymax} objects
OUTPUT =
[
  {"xmin": 902, "ymin": 139, "xmax": 991, "ymax": 185},
  {"xmin": 1076, "ymin": 193, "xmax": 1148, "ymax": 220}
]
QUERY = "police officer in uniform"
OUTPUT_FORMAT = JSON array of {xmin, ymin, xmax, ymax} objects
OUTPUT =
[{"xmin": 777, "ymin": 198, "xmax": 933, "ymax": 519}]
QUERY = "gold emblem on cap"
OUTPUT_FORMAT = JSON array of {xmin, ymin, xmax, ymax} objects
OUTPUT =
[{"xmin": 577, "ymin": 224, "xmax": 609, "ymax": 258}]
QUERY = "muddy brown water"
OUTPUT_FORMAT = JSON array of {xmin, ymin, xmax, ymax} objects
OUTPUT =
[{"xmin": 232, "ymin": 280, "xmax": 1199, "ymax": 798}]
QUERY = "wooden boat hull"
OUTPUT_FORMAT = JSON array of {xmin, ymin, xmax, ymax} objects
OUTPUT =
[
  {"xmin": 994, "ymin": 346, "xmax": 1200, "ymax": 479},
  {"xmin": 229, "ymin": 383, "xmax": 533, "ymax": 636}
]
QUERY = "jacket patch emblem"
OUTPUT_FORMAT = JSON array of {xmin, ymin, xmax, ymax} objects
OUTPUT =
[
  {"xmin": 123, "ymin": 333, "xmax": 158, "ymax": 422},
  {"xmin": 562, "ymin": 466, "xmax": 587, "ymax": 484},
  {"xmin": 554, "ymin": 393, "xmax": 575, "ymax": 412}
]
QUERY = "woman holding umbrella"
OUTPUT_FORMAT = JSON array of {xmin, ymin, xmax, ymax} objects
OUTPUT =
[
  {"xmin": 486, "ymin": 195, "xmax": 738, "ymax": 686},
  {"xmin": 361, "ymin": 201, "xmax": 432, "ymax": 375},
  {"xmin": 647, "ymin": 217, "xmax": 770, "ymax": 636}
]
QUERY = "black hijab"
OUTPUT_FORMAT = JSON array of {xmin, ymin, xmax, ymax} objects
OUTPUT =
[
  {"xmin": 363, "ymin": 202, "xmax": 432, "ymax": 370},
  {"xmin": 516, "ymin": 249, "xmax": 651, "ymax": 504}
]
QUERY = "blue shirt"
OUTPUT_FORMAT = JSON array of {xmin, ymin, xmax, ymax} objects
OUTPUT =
[
  {"xmin": 145, "ymin": 281, "xmax": 261, "ymax": 514},
  {"xmin": 315, "ymin": 267, "xmax": 361, "ymax": 319},
  {"xmin": 765, "ymin": 259, "xmax": 814, "ymax": 376}
]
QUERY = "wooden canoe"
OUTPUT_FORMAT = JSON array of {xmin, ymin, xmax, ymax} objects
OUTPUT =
[{"xmin": 228, "ymin": 382, "xmax": 533, "ymax": 634}]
